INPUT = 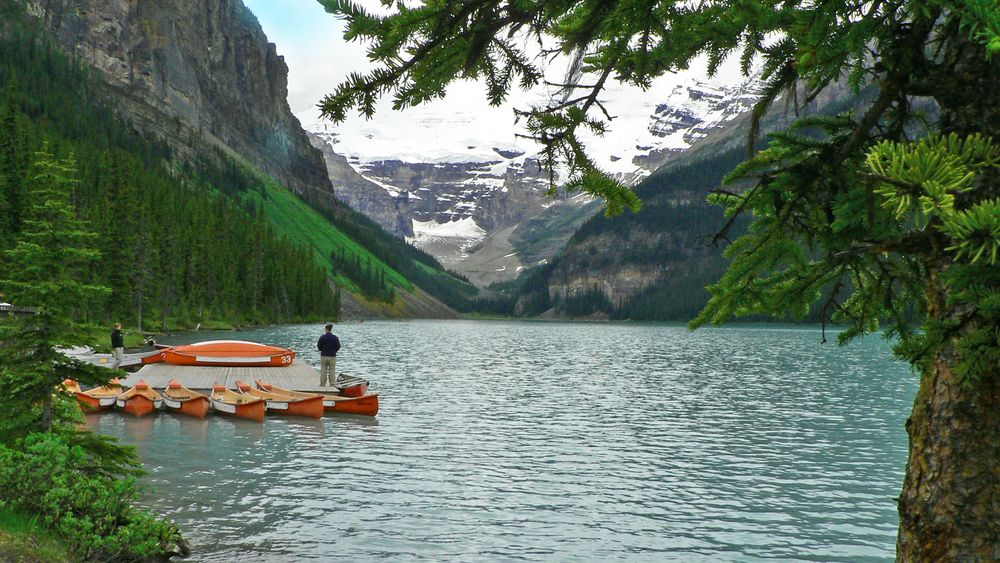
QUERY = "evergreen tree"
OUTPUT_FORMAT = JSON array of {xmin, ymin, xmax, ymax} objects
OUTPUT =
[
  {"xmin": 0, "ymin": 79, "xmax": 25, "ymax": 242},
  {"xmin": 0, "ymin": 143, "xmax": 188, "ymax": 561},
  {"xmin": 319, "ymin": 0, "xmax": 1000, "ymax": 556},
  {"xmin": 0, "ymin": 145, "xmax": 110, "ymax": 433}
]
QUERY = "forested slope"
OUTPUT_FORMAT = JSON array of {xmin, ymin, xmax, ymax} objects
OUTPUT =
[
  {"xmin": 0, "ymin": 29, "xmax": 339, "ymax": 328},
  {"xmin": 506, "ymin": 145, "xmax": 749, "ymax": 320},
  {"xmin": 0, "ymin": 22, "xmax": 473, "ymax": 327}
]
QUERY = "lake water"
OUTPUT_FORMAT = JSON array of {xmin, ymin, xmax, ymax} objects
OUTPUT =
[{"xmin": 85, "ymin": 320, "xmax": 917, "ymax": 561}]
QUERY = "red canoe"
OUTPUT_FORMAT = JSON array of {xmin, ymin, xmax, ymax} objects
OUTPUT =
[
  {"xmin": 334, "ymin": 374, "xmax": 370, "ymax": 398},
  {"xmin": 210, "ymin": 384, "xmax": 266, "ymax": 422},
  {"xmin": 163, "ymin": 340, "xmax": 295, "ymax": 367},
  {"xmin": 162, "ymin": 379, "xmax": 211, "ymax": 418},
  {"xmin": 115, "ymin": 380, "xmax": 163, "ymax": 416},
  {"xmin": 142, "ymin": 350, "xmax": 168, "ymax": 364}
]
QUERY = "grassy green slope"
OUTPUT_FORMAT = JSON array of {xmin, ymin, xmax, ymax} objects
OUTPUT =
[
  {"xmin": 243, "ymin": 168, "xmax": 481, "ymax": 311},
  {"xmin": 244, "ymin": 173, "xmax": 414, "ymax": 292},
  {"xmin": 204, "ymin": 141, "xmax": 477, "ymax": 309}
]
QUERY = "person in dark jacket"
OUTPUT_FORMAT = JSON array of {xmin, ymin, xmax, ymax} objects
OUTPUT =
[
  {"xmin": 111, "ymin": 323, "xmax": 125, "ymax": 370},
  {"xmin": 317, "ymin": 324, "xmax": 341, "ymax": 386}
]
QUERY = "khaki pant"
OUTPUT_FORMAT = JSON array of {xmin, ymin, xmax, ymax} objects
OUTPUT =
[
  {"xmin": 320, "ymin": 356, "xmax": 337, "ymax": 386},
  {"xmin": 112, "ymin": 347, "xmax": 124, "ymax": 370}
]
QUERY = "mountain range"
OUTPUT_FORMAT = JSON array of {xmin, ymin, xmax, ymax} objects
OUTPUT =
[
  {"xmin": 304, "ymin": 70, "xmax": 762, "ymax": 288},
  {"xmin": 9, "ymin": 0, "xmax": 865, "ymax": 323}
]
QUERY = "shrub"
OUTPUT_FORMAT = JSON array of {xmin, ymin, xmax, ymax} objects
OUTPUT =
[{"xmin": 0, "ymin": 432, "xmax": 188, "ymax": 561}]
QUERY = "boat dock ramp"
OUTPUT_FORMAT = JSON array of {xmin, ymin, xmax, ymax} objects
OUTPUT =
[
  {"xmin": 121, "ymin": 361, "xmax": 331, "ymax": 393},
  {"xmin": 62, "ymin": 347, "xmax": 334, "ymax": 393}
]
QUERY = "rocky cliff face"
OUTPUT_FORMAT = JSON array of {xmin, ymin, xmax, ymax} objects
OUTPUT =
[
  {"xmin": 363, "ymin": 154, "xmax": 562, "ymax": 286},
  {"xmin": 308, "ymin": 120, "xmax": 578, "ymax": 286},
  {"xmin": 354, "ymin": 156, "xmax": 554, "ymax": 232},
  {"xmin": 23, "ymin": 0, "xmax": 332, "ymax": 198},
  {"xmin": 306, "ymin": 131, "xmax": 412, "ymax": 237}
]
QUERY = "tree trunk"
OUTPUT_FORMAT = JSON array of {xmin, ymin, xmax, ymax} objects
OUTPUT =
[
  {"xmin": 896, "ymin": 356, "xmax": 1000, "ymax": 560},
  {"xmin": 40, "ymin": 394, "xmax": 52, "ymax": 432},
  {"xmin": 896, "ymin": 29, "xmax": 1000, "ymax": 560}
]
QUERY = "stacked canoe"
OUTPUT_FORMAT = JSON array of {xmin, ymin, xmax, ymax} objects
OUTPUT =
[
  {"xmin": 62, "ymin": 340, "xmax": 380, "ymax": 419},
  {"xmin": 160, "ymin": 340, "xmax": 296, "ymax": 367}
]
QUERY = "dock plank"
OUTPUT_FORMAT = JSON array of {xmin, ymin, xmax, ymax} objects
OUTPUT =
[{"xmin": 122, "ymin": 360, "xmax": 325, "ymax": 392}]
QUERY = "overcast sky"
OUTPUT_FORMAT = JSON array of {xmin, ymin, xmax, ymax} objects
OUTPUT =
[
  {"xmin": 242, "ymin": 1, "xmax": 752, "ymax": 165},
  {"xmin": 243, "ymin": 0, "xmax": 370, "ymax": 116},
  {"xmin": 243, "ymin": 0, "xmax": 542, "ymax": 121},
  {"xmin": 242, "ymin": 0, "xmax": 563, "ymax": 159}
]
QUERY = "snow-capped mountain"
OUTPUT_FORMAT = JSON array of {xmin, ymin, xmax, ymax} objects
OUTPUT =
[{"xmin": 303, "ymin": 69, "xmax": 760, "ymax": 287}]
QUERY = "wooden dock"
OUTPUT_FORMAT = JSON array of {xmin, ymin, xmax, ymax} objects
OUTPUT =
[
  {"xmin": 121, "ymin": 360, "xmax": 330, "ymax": 392},
  {"xmin": 60, "ymin": 347, "xmax": 160, "ymax": 369}
]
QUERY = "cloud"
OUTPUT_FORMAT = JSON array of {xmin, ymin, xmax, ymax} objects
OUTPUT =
[
  {"xmin": 245, "ymin": 1, "xmax": 756, "ymax": 165},
  {"xmin": 244, "ymin": 0, "xmax": 372, "ymax": 115}
]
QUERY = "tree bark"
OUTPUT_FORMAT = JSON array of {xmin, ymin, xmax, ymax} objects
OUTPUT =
[
  {"xmin": 40, "ymin": 393, "xmax": 52, "ymax": 432},
  {"xmin": 896, "ymin": 29, "xmax": 1000, "ymax": 561},
  {"xmin": 896, "ymin": 357, "xmax": 1000, "ymax": 560}
]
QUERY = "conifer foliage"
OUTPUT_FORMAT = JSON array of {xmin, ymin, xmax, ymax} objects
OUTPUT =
[
  {"xmin": 0, "ymin": 145, "xmax": 109, "ymax": 432},
  {"xmin": 320, "ymin": 0, "xmax": 1000, "ymax": 557},
  {"xmin": 0, "ymin": 30, "xmax": 338, "ymax": 329},
  {"xmin": 3, "ymin": 146, "xmax": 108, "ymax": 321}
]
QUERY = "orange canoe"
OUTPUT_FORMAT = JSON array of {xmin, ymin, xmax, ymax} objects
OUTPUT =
[
  {"xmin": 62, "ymin": 378, "xmax": 122, "ymax": 412},
  {"xmin": 235, "ymin": 380, "xmax": 323, "ymax": 418},
  {"xmin": 162, "ymin": 379, "xmax": 210, "ymax": 418},
  {"xmin": 210, "ymin": 384, "xmax": 266, "ymax": 422},
  {"xmin": 254, "ymin": 380, "xmax": 321, "ymax": 401},
  {"xmin": 115, "ymin": 380, "xmax": 163, "ymax": 416},
  {"xmin": 142, "ymin": 349, "xmax": 168, "ymax": 364},
  {"xmin": 321, "ymin": 392, "xmax": 380, "ymax": 417},
  {"xmin": 163, "ymin": 340, "xmax": 295, "ymax": 367},
  {"xmin": 254, "ymin": 379, "xmax": 377, "ymax": 417}
]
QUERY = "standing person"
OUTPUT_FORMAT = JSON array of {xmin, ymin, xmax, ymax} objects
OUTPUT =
[
  {"xmin": 317, "ymin": 323, "xmax": 341, "ymax": 386},
  {"xmin": 111, "ymin": 323, "xmax": 125, "ymax": 370}
]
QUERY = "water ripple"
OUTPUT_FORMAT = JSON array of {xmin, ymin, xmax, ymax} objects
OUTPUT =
[{"xmin": 86, "ymin": 321, "xmax": 915, "ymax": 561}]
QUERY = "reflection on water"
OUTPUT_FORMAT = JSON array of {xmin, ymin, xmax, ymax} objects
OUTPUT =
[{"xmin": 87, "ymin": 321, "xmax": 916, "ymax": 561}]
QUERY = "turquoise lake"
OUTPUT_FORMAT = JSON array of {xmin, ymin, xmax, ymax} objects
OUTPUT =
[{"xmin": 85, "ymin": 320, "xmax": 917, "ymax": 561}]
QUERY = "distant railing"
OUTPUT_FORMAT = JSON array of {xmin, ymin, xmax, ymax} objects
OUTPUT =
[{"xmin": 0, "ymin": 303, "xmax": 37, "ymax": 317}]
